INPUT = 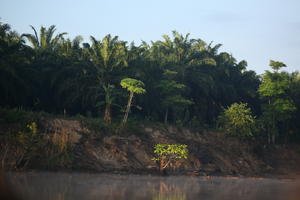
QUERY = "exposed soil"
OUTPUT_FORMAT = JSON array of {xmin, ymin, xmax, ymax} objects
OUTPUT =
[{"xmin": 1, "ymin": 118, "xmax": 300, "ymax": 177}]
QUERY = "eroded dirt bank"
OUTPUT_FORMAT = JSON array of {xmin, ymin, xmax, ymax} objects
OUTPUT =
[{"xmin": 1, "ymin": 118, "xmax": 300, "ymax": 177}]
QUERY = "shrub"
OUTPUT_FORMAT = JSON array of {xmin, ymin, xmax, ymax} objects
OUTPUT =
[
  {"xmin": 153, "ymin": 144, "xmax": 188, "ymax": 173},
  {"xmin": 217, "ymin": 103, "xmax": 256, "ymax": 138}
]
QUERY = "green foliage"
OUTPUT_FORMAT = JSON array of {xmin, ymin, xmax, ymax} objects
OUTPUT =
[
  {"xmin": 22, "ymin": 25, "xmax": 67, "ymax": 50},
  {"xmin": 218, "ymin": 103, "xmax": 256, "ymax": 137},
  {"xmin": 153, "ymin": 144, "xmax": 188, "ymax": 159},
  {"xmin": 272, "ymin": 99, "xmax": 296, "ymax": 118},
  {"xmin": 156, "ymin": 69, "xmax": 193, "ymax": 124},
  {"xmin": 269, "ymin": 60, "xmax": 286, "ymax": 71},
  {"xmin": 17, "ymin": 122, "xmax": 38, "ymax": 145},
  {"xmin": 153, "ymin": 144, "xmax": 188, "ymax": 172},
  {"xmin": 120, "ymin": 78, "xmax": 146, "ymax": 125},
  {"xmin": 120, "ymin": 78, "xmax": 146, "ymax": 94},
  {"xmin": 103, "ymin": 84, "xmax": 115, "ymax": 104},
  {"xmin": 26, "ymin": 121, "xmax": 37, "ymax": 135},
  {"xmin": 89, "ymin": 34, "xmax": 128, "ymax": 72},
  {"xmin": 258, "ymin": 71, "xmax": 290, "ymax": 97}
]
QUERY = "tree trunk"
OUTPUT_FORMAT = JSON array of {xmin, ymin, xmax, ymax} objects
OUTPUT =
[
  {"xmin": 164, "ymin": 108, "xmax": 168, "ymax": 124},
  {"xmin": 267, "ymin": 98, "xmax": 271, "ymax": 145},
  {"xmin": 284, "ymin": 122, "xmax": 289, "ymax": 144},
  {"xmin": 272, "ymin": 114, "xmax": 276, "ymax": 144},
  {"xmin": 122, "ymin": 92, "xmax": 134, "ymax": 125},
  {"xmin": 268, "ymin": 129, "xmax": 271, "ymax": 145},
  {"xmin": 159, "ymin": 160, "xmax": 164, "ymax": 173},
  {"xmin": 159, "ymin": 159, "xmax": 168, "ymax": 175},
  {"xmin": 104, "ymin": 103, "xmax": 112, "ymax": 124}
]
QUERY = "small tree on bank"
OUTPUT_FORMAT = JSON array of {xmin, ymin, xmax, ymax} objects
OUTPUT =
[
  {"xmin": 152, "ymin": 144, "xmax": 188, "ymax": 174},
  {"xmin": 120, "ymin": 78, "xmax": 146, "ymax": 125},
  {"xmin": 217, "ymin": 102, "xmax": 256, "ymax": 138}
]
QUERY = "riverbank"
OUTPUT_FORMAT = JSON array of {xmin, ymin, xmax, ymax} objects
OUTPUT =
[{"xmin": 1, "ymin": 108, "xmax": 300, "ymax": 177}]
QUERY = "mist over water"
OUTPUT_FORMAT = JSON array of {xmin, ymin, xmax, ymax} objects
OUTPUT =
[{"xmin": 6, "ymin": 172, "xmax": 300, "ymax": 200}]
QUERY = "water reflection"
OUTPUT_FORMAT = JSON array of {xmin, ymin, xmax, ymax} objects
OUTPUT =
[
  {"xmin": 153, "ymin": 182, "xmax": 186, "ymax": 200},
  {"xmin": 5, "ymin": 172, "xmax": 300, "ymax": 200}
]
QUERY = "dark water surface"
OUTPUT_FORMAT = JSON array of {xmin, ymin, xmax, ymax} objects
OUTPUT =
[{"xmin": 6, "ymin": 172, "xmax": 300, "ymax": 200}]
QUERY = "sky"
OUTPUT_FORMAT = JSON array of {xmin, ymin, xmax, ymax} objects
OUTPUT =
[{"xmin": 1, "ymin": 0, "xmax": 300, "ymax": 74}]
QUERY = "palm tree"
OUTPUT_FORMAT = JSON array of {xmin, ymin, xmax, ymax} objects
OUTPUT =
[
  {"xmin": 22, "ymin": 25, "xmax": 67, "ymax": 50},
  {"xmin": 88, "ymin": 34, "xmax": 128, "ymax": 123},
  {"xmin": 20, "ymin": 25, "xmax": 68, "ymax": 112},
  {"xmin": 58, "ymin": 36, "xmax": 83, "ymax": 58}
]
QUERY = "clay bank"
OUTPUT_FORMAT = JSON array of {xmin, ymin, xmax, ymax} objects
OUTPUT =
[{"xmin": 1, "ymin": 117, "xmax": 300, "ymax": 177}]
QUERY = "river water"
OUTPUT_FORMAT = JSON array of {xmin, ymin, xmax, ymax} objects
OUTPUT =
[{"xmin": 5, "ymin": 172, "xmax": 300, "ymax": 200}]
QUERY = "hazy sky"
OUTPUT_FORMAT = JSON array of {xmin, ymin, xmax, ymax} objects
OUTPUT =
[{"xmin": 1, "ymin": 0, "xmax": 299, "ymax": 74}]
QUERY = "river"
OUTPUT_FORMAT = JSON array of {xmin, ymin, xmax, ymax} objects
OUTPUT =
[{"xmin": 4, "ymin": 172, "xmax": 300, "ymax": 200}]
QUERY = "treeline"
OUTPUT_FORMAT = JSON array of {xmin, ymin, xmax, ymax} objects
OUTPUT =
[{"xmin": 1, "ymin": 21, "xmax": 300, "ymax": 144}]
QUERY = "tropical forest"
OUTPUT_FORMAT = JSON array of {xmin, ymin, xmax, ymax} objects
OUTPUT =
[
  {"xmin": 1, "ymin": 19, "xmax": 300, "ymax": 199},
  {"xmin": 1, "ymin": 21, "xmax": 300, "ymax": 140}
]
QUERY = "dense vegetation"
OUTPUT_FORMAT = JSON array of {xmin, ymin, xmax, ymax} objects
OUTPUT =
[{"xmin": 1, "ymin": 21, "xmax": 300, "ymax": 144}]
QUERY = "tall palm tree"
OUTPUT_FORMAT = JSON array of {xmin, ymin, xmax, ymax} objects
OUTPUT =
[
  {"xmin": 20, "ymin": 25, "xmax": 68, "ymax": 112},
  {"xmin": 88, "ymin": 34, "xmax": 128, "ymax": 123}
]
